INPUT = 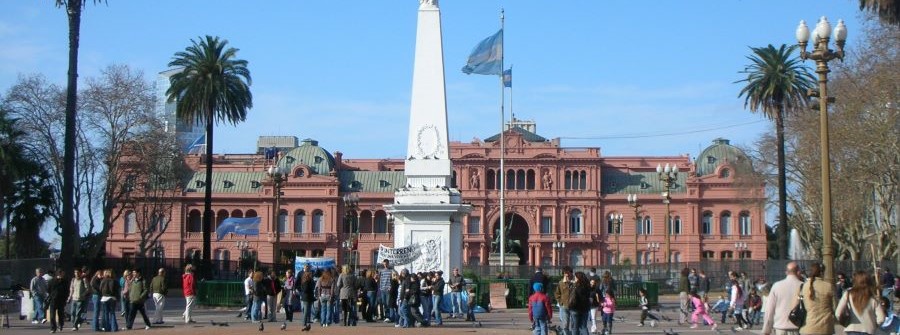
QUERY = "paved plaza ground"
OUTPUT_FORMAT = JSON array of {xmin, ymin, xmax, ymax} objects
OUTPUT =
[{"xmin": 3, "ymin": 295, "xmax": 850, "ymax": 335}]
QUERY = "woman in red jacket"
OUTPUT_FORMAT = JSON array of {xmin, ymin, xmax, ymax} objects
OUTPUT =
[{"xmin": 182, "ymin": 264, "xmax": 196, "ymax": 324}]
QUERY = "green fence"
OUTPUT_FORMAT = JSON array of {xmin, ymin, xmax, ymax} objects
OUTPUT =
[
  {"xmin": 197, "ymin": 280, "xmax": 244, "ymax": 307},
  {"xmin": 472, "ymin": 279, "xmax": 658, "ymax": 309}
]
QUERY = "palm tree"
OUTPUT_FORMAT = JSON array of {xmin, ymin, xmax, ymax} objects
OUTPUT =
[
  {"xmin": 736, "ymin": 44, "xmax": 815, "ymax": 260},
  {"xmin": 167, "ymin": 36, "xmax": 252, "ymax": 274},
  {"xmin": 0, "ymin": 107, "xmax": 25, "ymax": 259},
  {"xmin": 859, "ymin": 0, "xmax": 900, "ymax": 26}
]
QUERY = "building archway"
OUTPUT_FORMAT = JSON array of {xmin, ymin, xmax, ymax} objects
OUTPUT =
[{"xmin": 490, "ymin": 212, "xmax": 530, "ymax": 265}]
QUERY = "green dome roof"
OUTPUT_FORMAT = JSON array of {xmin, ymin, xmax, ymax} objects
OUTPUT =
[
  {"xmin": 276, "ymin": 138, "xmax": 335, "ymax": 175},
  {"xmin": 696, "ymin": 138, "xmax": 752, "ymax": 176}
]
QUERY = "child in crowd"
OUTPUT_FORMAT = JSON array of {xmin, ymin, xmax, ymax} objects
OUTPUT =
[
  {"xmin": 689, "ymin": 291, "xmax": 717, "ymax": 331},
  {"xmin": 600, "ymin": 291, "xmax": 616, "ymax": 335},
  {"xmin": 528, "ymin": 283, "xmax": 552, "ymax": 335},
  {"xmin": 637, "ymin": 288, "xmax": 660, "ymax": 327},
  {"xmin": 746, "ymin": 289, "xmax": 762, "ymax": 327},
  {"xmin": 711, "ymin": 295, "xmax": 730, "ymax": 324},
  {"xmin": 465, "ymin": 288, "xmax": 477, "ymax": 322}
]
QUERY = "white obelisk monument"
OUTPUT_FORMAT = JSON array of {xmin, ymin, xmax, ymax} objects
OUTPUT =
[{"xmin": 385, "ymin": 0, "xmax": 471, "ymax": 275}]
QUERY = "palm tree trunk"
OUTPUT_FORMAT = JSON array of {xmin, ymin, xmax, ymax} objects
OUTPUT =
[
  {"xmin": 776, "ymin": 107, "xmax": 789, "ymax": 260},
  {"xmin": 202, "ymin": 106, "xmax": 214, "ymax": 278},
  {"xmin": 61, "ymin": 0, "xmax": 83, "ymax": 274}
]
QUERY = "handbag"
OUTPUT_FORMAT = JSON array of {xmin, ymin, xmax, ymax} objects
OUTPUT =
[
  {"xmin": 836, "ymin": 291, "xmax": 854, "ymax": 328},
  {"xmin": 788, "ymin": 283, "xmax": 806, "ymax": 328}
]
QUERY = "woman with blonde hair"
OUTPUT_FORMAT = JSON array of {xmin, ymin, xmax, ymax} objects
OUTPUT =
[
  {"xmin": 835, "ymin": 271, "xmax": 885, "ymax": 335},
  {"xmin": 99, "ymin": 269, "xmax": 119, "ymax": 332},
  {"xmin": 337, "ymin": 265, "xmax": 358, "ymax": 326},
  {"xmin": 799, "ymin": 262, "xmax": 835, "ymax": 335}
]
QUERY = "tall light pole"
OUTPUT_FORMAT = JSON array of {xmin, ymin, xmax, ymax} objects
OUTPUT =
[
  {"xmin": 609, "ymin": 213, "xmax": 623, "ymax": 265},
  {"xmin": 267, "ymin": 165, "xmax": 286, "ymax": 272},
  {"xmin": 553, "ymin": 240, "xmax": 566, "ymax": 266},
  {"xmin": 796, "ymin": 17, "xmax": 846, "ymax": 282},
  {"xmin": 627, "ymin": 194, "xmax": 641, "ymax": 266},
  {"xmin": 342, "ymin": 193, "xmax": 359, "ymax": 270},
  {"xmin": 647, "ymin": 242, "xmax": 660, "ymax": 264},
  {"xmin": 657, "ymin": 163, "xmax": 678, "ymax": 271}
]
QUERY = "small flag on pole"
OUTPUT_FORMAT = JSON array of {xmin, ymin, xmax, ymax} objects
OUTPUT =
[
  {"xmin": 185, "ymin": 133, "xmax": 205, "ymax": 154},
  {"xmin": 502, "ymin": 68, "xmax": 512, "ymax": 87},
  {"xmin": 215, "ymin": 217, "xmax": 262, "ymax": 241},
  {"xmin": 461, "ymin": 29, "xmax": 503, "ymax": 75}
]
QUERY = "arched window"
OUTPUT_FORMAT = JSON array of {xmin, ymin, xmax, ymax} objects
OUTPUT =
[
  {"xmin": 565, "ymin": 171, "xmax": 572, "ymax": 190},
  {"xmin": 495, "ymin": 169, "xmax": 502, "ymax": 190},
  {"xmin": 246, "ymin": 209, "xmax": 258, "ymax": 218},
  {"xmin": 294, "ymin": 210, "xmax": 306, "ymax": 233},
  {"xmin": 720, "ymin": 211, "xmax": 732, "ymax": 235},
  {"xmin": 569, "ymin": 249, "xmax": 583, "ymax": 267},
  {"xmin": 312, "ymin": 210, "xmax": 324, "ymax": 233},
  {"xmin": 374, "ymin": 211, "xmax": 388, "ymax": 233},
  {"xmin": 216, "ymin": 209, "xmax": 229, "ymax": 230},
  {"xmin": 187, "ymin": 210, "xmax": 202, "ymax": 232},
  {"xmin": 153, "ymin": 214, "xmax": 167, "ymax": 232},
  {"xmin": 720, "ymin": 251, "xmax": 734, "ymax": 260},
  {"xmin": 701, "ymin": 211, "xmax": 713, "ymax": 235},
  {"xmin": 702, "ymin": 251, "xmax": 714, "ymax": 259},
  {"xmin": 277, "ymin": 209, "xmax": 288, "ymax": 233},
  {"xmin": 580, "ymin": 170, "xmax": 587, "ymax": 190},
  {"xmin": 123, "ymin": 211, "xmax": 137, "ymax": 234},
  {"xmin": 671, "ymin": 251, "xmax": 681, "ymax": 264},
  {"xmin": 670, "ymin": 215, "xmax": 682, "ymax": 235},
  {"xmin": 486, "ymin": 169, "xmax": 496, "ymax": 190},
  {"xmin": 642, "ymin": 216, "xmax": 652, "ymax": 235},
  {"xmin": 359, "ymin": 210, "xmax": 373, "ymax": 234},
  {"xmin": 312, "ymin": 249, "xmax": 325, "ymax": 257},
  {"xmin": 343, "ymin": 210, "xmax": 357, "ymax": 233},
  {"xmin": 607, "ymin": 216, "xmax": 614, "ymax": 235},
  {"xmin": 721, "ymin": 168, "xmax": 730, "ymax": 178},
  {"xmin": 526, "ymin": 169, "xmax": 535, "ymax": 190},
  {"xmin": 739, "ymin": 211, "xmax": 751, "ymax": 236},
  {"xmin": 506, "ymin": 169, "xmax": 515, "ymax": 190},
  {"xmin": 516, "ymin": 169, "xmax": 526, "ymax": 190},
  {"xmin": 569, "ymin": 209, "xmax": 583, "ymax": 234},
  {"xmin": 231, "ymin": 209, "xmax": 244, "ymax": 218}
]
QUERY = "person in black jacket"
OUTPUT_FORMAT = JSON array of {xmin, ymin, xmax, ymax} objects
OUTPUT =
[
  {"xmin": 298, "ymin": 270, "xmax": 315, "ymax": 330},
  {"xmin": 431, "ymin": 271, "xmax": 446, "ymax": 326},
  {"xmin": 89, "ymin": 270, "xmax": 103, "ymax": 331},
  {"xmin": 253, "ymin": 271, "xmax": 267, "ymax": 322},
  {"xmin": 406, "ymin": 273, "xmax": 429, "ymax": 327},
  {"xmin": 529, "ymin": 268, "xmax": 550, "ymax": 295},
  {"xmin": 48, "ymin": 270, "xmax": 70, "ymax": 333},
  {"xmin": 570, "ymin": 272, "xmax": 592, "ymax": 335},
  {"xmin": 264, "ymin": 270, "xmax": 281, "ymax": 322}
]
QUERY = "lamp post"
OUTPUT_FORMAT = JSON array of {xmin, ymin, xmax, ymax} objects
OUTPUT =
[
  {"xmin": 236, "ymin": 240, "xmax": 255, "ymax": 271},
  {"xmin": 796, "ymin": 17, "xmax": 846, "ymax": 283},
  {"xmin": 266, "ymin": 165, "xmax": 287, "ymax": 272},
  {"xmin": 647, "ymin": 242, "xmax": 660, "ymax": 264},
  {"xmin": 553, "ymin": 240, "xmax": 566, "ymax": 266},
  {"xmin": 627, "ymin": 194, "xmax": 641, "ymax": 266},
  {"xmin": 342, "ymin": 193, "xmax": 359, "ymax": 270},
  {"xmin": 657, "ymin": 164, "xmax": 678, "ymax": 271},
  {"xmin": 609, "ymin": 213, "xmax": 623, "ymax": 265},
  {"xmin": 735, "ymin": 242, "xmax": 749, "ymax": 259}
]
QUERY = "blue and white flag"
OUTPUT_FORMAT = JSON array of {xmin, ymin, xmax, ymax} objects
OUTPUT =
[
  {"xmin": 502, "ymin": 68, "xmax": 512, "ymax": 87},
  {"xmin": 294, "ymin": 257, "xmax": 336, "ymax": 273},
  {"xmin": 461, "ymin": 29, "xmax": 503, "ymax": 75},
  {"xmin": 185, "ymin": 133, "xmax": 205, "ymax": 154},
  {"xmin": 215, "ymin": 217, "xmax": 261, "ymax": 241}
]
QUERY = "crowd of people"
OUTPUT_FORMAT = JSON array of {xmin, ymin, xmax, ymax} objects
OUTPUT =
[{"xmin": 23, "ymin": 261, "xmax": 900, "ymax": 335}]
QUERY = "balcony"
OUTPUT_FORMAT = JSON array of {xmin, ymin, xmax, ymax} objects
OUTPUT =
[
  {"xmin": 280, "ymin": 232, "xmax": 331, "ymax": 242},
  {"xmin": 464, "ymin": 234, "xmax": 487, "ymax": 242},
  {"xmin": 357, "ymin": 233, "xmax": 393, "ymax": 241},
  {"xmin": 560, "ymin": 233, "xmax": 593, "ymax": 242}
]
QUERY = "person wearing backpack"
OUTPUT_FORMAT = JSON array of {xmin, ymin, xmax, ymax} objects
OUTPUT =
[
  {"xmin": 529, "ymin": 282, "xmax": 553, "ymax": 335},
  {"xmin": 835, "ymin": 271, "xmax": 886, "ymax": 335}
]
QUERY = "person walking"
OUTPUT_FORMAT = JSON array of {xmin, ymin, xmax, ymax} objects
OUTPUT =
[
  {"xmin": 298, "ymin": 270, "xmax": 315, "ymax": 331},
  {"xmin": 689, "ymin": 291, "xmax": 717, "ymax": 331},
  {"xmin": 68, "ymin": 268, "xmax": 89, "ymax": 330},
  {"xmin": 528, "ymin": 282, "xmax": 553, "ymax": 335},
  {"xmin": 836, "ymin": 271, "xmax": 886, "ymax": 335},
  {"xmin": 316, "ymin": 269, "xmax": 335, "ymax": 327},
  {"xmin": 600, "ymin": 290, "xmax": 617, "ymax": 335},
  {"xmin": 589, "ymin": 278, "xmax": 601, "ymax": 334},
  {"xmin": 698, "ymin": 270, "xmax": 711, "ymax": 298},
  {"xmin": 419, "ymin": 272, "xmax": 433, "ymax": 324},
  {"xmin": 637, "ymin": 288, "xmax": 660, "ymax": 327},
  {"xmin": 125, "ymin": 269, "xmax": 151, "ymax": 330},
  {"xmin": 99, "ymin": 269, "xmax": 120, "ymax": 332},
  {"xmin": 678, "ymin": 267, "xmax": 691, "ymax": 325},
  {"xmin": 396, "ymin": 269, "xmax": 410, "ymax": 328},
  {"xmin": 406, "ymin": 272, "xmax": 429, "ymax": 327},
  {"xmin": 182, "ymin": 264, "xmax": 196, "ymax": 324},
  {"xmin": 149, "ymin": 268, "xmax": 167, "ymax": 324},
  {"xmin": 239, "ymin": 270, "xmax": 254, "ymax": 319},
  {"xmin": 252, "ymin": 271, "xmax": 266, "ymax": 323},
  {"xmin": 448, "ymin": 268, "xmax": 466, "ymax": 319},
  {"xmin": 729, "ymin": 277, "xmax": 749, "ymax": 331},
  {"xmin": 377, "ymin": 260, "xmax": 393, "ymax": 322},
  {"xmin": 569, "ymin": 272, "xmax": 592, "ymax": 335},
  {"xmin": 265, "ymin": 270, "xmax": 281, "ymax": 322},
  {"xmin": 798, "ymin": 262, "xmax": 835, "ymax": 335},
  {"xmin": 362, "ymin": 270, "xmax": 377, "ymax": 322},
  {"xmin": 119, "ymin": 270, "xmax": 132, "ymax": 318},
  {"xmin": 30, "ymin": 268, "xmax": 48, "ymax": 324},
  {"xmin": 283, "ymin": 269, "xmax": 297, "ymax": 323},
  {"xmin": 47, "ymin": 270, "xmax": 69, "ymax": 333},
  {"xmin": 762, "ymin": 262, "xmax": 804, "ymax": 335},
  {"xmin": 689, "ymin": 269, "xmax": 700, "ymax": 294}
]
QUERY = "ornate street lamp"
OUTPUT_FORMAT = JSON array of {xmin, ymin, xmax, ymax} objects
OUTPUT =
[
  {"xmin": 647, "ymin": 242, "xmax": 661, "ymax": 264},
  {"xmin": 266, "ymin": 165, "xmax": 287, "ymax": 271},
  {"xmin": 553, "ymin": 240, "xmax": 567, "ymax": 266},
  {"xmin": 342, "ymin": 193, "xmax": 359, "ymax": 270},
  {"xmin": 657, "ymin": 164, "xmax": 678, "ymax": 272},
  {"xmin": 796, "ymin": 17, "xmax": 846, "ymax": 282},
  {"xmin": 627, "ymin": 194, "xmax": 642, "ymax": 267},
  {"xmin": 608, "ymin": 213, "xmax": 623, "ymax": 265}
]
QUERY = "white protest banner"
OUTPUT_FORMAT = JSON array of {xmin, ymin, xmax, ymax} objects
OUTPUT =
[{"xmin": 377, "ymin": 244, "xmax": 421, "ymax": 265}]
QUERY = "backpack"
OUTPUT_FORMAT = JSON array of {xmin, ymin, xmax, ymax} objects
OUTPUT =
[{"xmin": 531, "ymin": 299, "xmax": 548, "ymax": 320}]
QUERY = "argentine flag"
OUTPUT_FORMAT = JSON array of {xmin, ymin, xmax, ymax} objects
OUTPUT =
[{"xmin": 462, "ymin": 29, "xmax": 503, "ymax": 75}]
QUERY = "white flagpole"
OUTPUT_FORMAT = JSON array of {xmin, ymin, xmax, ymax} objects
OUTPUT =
[{"xmin": 499, "ymin": 8, "xmax": 506, "ymax": 269}]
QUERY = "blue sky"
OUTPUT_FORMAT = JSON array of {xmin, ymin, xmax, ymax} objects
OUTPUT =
[{"xmin": 0, "ymin": 0, "xmax": 862, "ymax": 160}]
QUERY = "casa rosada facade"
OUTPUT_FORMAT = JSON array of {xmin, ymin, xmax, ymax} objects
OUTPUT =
[{"xmin": 106, "ymin": 125, "xmax": 767, "ymax": 269}]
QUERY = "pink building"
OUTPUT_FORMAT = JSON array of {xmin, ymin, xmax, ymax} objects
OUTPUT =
[{"xmin": 106, "ymin": 123, "xmax": 767, "ymax": 269}]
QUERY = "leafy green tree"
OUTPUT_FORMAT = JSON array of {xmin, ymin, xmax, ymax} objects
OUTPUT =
[
  {"xmin": 167, "ymin": 36, "xmax": 252, "ymax": 272},
  {"xmin": 736, "ymin": 44, "xmax": 815, "ymax": 260}
]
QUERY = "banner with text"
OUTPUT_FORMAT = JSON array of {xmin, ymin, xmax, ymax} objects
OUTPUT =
[
  {"xmin": 294, "ymin": 256, "xmax": 336, "ymax": 274},
  {"xmin": 377, "ymin": 244, "xmax": 421, "ymax": 265}
]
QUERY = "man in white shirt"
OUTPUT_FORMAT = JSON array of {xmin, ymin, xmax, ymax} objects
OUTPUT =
[
  {"xmin": 239, "ymin": 270, "xmax": 254, "ymax": 319},
  {"xmin": 762, "ymin": 262, "xmax": 803, "ymax": 335}
]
